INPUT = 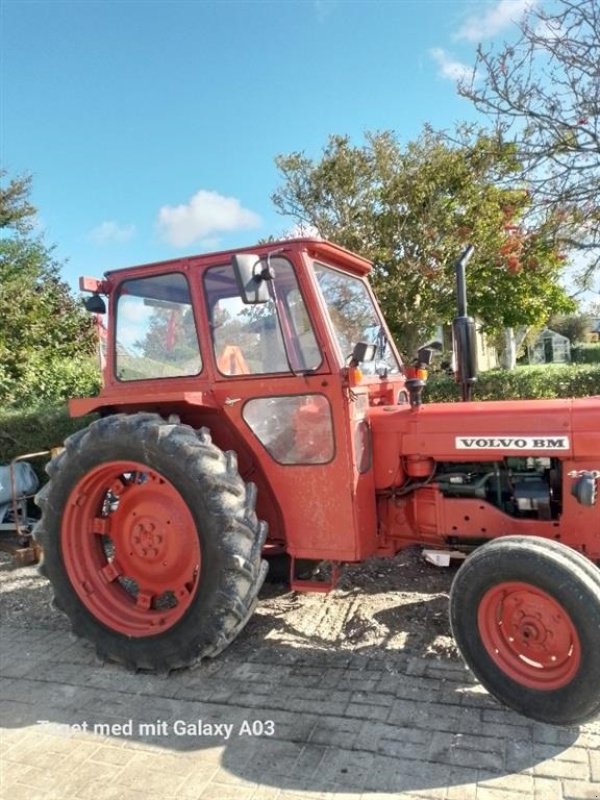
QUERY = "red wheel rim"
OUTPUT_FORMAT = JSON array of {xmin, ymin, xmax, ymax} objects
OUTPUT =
[
  {"xmin": 61, "ymin": 461, "xmax": 201, "ymax": 637},
  {"xmin": 478, "ymin": 581, "xmax": 581, "ymax": 690}
]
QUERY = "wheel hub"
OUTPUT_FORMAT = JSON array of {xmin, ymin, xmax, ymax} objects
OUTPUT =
[
  {"xmin": 130, "ymin": 518, "xmax": 166, "ymax": 561},
  {"xmin": 505, "ymin": 595, "xmax": 556, "ymax": 650},
  {"xmin": 517, "ymin": 618, "xmax": 546, "ymax": 645},
  {"xmin": 61, "ymin": 461, "xmax": 201, "ymax": 637},
  {"xmin": 478, "ymin": 581, "xmax": 581, "ymax": 690}
]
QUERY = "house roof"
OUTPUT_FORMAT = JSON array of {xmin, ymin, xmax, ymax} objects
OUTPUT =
[{"xmin": 537, "ymin": 328, "xmax": 570, "ymax": 342}]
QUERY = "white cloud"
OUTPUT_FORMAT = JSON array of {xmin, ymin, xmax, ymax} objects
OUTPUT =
[
  {"xmin": 157, "ymin": 189, "xmax": 261, "ymax": 249},
  {"xmin": 534, "ymin": 17, "xmax": 565, "ymax": 42},
  {"xmin": 456, "ymin": 0, "xmax": 538, "ymax": 42},
  {"xmin": 430, "ymin": 48, "xmax": 473, "ymax": 82},
  {"xmin": 89, "ymin": 220, "xmax": 136, "ymax": 245},
  {"xmin": 285, "ymin": 222, "xmax": 321, "ymax": 239}
]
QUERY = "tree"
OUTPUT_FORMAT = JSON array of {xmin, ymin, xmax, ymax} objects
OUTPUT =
[
  {"xmin": 272, "ymin": 128, "xmax": 573, "ymax": 359},
  {"xmin": 0, "ymin": 171, "xmax": 36, "ymax": 232},
  {"xmin": 459, "ymin": 0, "xmax": 600, "ymax": 288},
  {"xmin": 548, "ymin": 313, "xmax": 591, "ymax": 344},
  {"xmin": 585, "ymin": 300, "xmax": 600, "ymax": 317},
  {"xmin": 0, "ymin": 172, "xmax": 97, "ymax": 405}
]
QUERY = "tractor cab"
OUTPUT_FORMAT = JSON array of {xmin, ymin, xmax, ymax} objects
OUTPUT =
[
  {"xmin": 80, "ymin": 239, "xmax": 404, "ymax": 400},
  {"xmin": 75, "ymin": 239, "xmax": 405, "ymax": 572}
]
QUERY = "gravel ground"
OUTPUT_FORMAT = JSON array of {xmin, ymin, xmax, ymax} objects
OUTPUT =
[{"xmin": 0, "ymin": 546, "xmax": 460, "ymax": 665}]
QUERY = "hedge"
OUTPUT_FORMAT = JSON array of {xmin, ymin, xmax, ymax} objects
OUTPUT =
[
  {"xmin": 571, "ymin": 344, "xmax": 600, "ymax": 365},
  {"xmin": 0, "ymin": 405, "xmax": 95, "ymax": 466},
  {"xmin": 0, "ymin": 354, "xmax": 101, "ymax": 408},
  {"xmin": 425, "ymin": 364, "xmax": 600, "ymax": 403},
  {"xmin": 0, "ymin": 353, "xmax": 100, "ymax": 473},
  {"xmin": 1, "ymin": 364, "xmax": 599, "ymax": 469}
]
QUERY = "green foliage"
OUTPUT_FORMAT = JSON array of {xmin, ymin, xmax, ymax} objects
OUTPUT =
[
  {"xmin": 0, "ymin": 171, "xmax": 36, "ymax": 232},
  {"xmin": 0, "ymin": 354, "xmax": 101, "ymax": 408},
  {"xmin": 0, "ymin": 171, "xmax": 98, "ymax": 407},
  {"xmin": 425, "ymin": 364, "xmax": 600, "ymax": 403},
  {"xmin": 273, "ymin": 127, "xmax": 573, "ymax": 358},
  {"xmin": 0, "ymin": 404, "xmax": 96, "ymax": 465},
  {"xmin": 571, "ymin": 344, "xmax": 600, "ymax": 365}
]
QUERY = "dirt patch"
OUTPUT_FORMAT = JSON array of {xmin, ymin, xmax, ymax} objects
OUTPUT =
[
  {"xmin": 0, "ymin": 546, "xmax": 461, "ymax": 662},
  {"xmin": 250, "ymin": 549, "xmax": 460, "ymax": 661}
]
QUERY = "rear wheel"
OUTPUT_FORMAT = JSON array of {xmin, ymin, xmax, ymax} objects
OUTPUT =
[
  {"xmin": 34, "ymin": 413, "xmax": 268, "ymax": 670},
  {"xmin": 449, "ymin": 536, "xmax": 600, "ymax": 725}
]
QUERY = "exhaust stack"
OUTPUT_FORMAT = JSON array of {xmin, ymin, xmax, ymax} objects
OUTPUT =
[{"xmin": 452, "ymin": 245, "xmax": 478, "ymax": 402}]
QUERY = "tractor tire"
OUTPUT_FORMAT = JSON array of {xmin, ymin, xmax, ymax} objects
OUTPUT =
[
  {"xmin": 33, "ymin": 413, "xmax": 268, "ymax": 671},
  {"xmin": 449, "ymin": 536, "xmax": 600, "ymax": 726}
]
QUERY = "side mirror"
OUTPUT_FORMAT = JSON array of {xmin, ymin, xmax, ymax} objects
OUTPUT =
[
  {"xmin": 84, "ymin": 294, "xmax": 106, "ymax": 314},
  {"xmin": 231, "ymin": 254, "xmax": 272, "ymax": 304},
  {"xmin": 350, "ymin": 342, "xmax": 377, "ymax": 366},
  {"xmin": 416, "ymin": 346, "xmax": 434, "ymax": 366}
]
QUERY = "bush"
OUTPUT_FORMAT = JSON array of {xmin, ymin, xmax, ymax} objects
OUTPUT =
[
  {"xmin": 0, "ymin": 353, "xmax": 101, "ymax": 408},
  {"xmin": 0, "ymin": 404, "xmax": 96, "ymax": 467},
  {"xmin": 425, "ymin": 364, "xmax": 600, "ymax": 403},
  {"xmin": 571, "ymin": 344, "xmax": 600, "ymax": 365}
]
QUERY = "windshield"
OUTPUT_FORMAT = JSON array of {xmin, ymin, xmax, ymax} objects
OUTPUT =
[{"xmin": 313, "ymin": 263, "xmax": 401, "ymax": 375}]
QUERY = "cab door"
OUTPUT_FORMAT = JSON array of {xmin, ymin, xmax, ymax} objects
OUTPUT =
[{"xmin": 200, "ymin": 256, "xmax": 377, "ymax": 562}]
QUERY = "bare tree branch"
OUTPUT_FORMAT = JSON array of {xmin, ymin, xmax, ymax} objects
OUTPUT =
[{"xmin": 459, "ymin": 0, "xmax": 600, "ymax": 282}]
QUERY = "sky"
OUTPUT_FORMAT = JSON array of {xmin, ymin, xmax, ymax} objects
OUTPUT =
[{"xmin": 2, "ymin": 0, "xmax": 543, "ymax": 292}]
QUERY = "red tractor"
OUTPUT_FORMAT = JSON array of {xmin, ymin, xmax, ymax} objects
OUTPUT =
[{"xmin": 34, "ymin": 238, "xmax": 600, "ymax": 726}]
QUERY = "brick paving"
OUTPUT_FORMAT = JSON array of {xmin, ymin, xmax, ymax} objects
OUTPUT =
[{"xmin": 1, "ymin": 622, "xmax": 598, "ymax": 800}]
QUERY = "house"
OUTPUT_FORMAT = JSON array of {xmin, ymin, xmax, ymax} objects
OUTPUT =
[
  {"xmin": 423, "ymin": 322, "xmax": 499, "ymax": 372},
  {"xmin": 527, "ymin": 328, "xmax": 571, "ymax": 364},
  {"xmin": 475, "ymin": 325, "xmax": 499, "ymax": 371},
  {"xmin": 585, "ymin": 317, "xmax": 600, "ymax": 343}
]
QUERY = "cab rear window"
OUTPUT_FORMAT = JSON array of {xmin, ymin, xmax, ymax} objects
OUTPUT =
[{"xmin": 115, "ymin": 273, "xmax": 202, "ymax": 381}]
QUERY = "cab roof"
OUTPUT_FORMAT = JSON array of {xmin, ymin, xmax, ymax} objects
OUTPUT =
[{"xmin": 101, "ymin": 238, "xmax": 373, "ymax": 283}]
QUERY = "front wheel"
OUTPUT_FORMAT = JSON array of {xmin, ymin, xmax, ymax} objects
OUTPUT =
[{"xmin": 449, "ymin": 536, "xmax": 600, "ymax": 725}]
